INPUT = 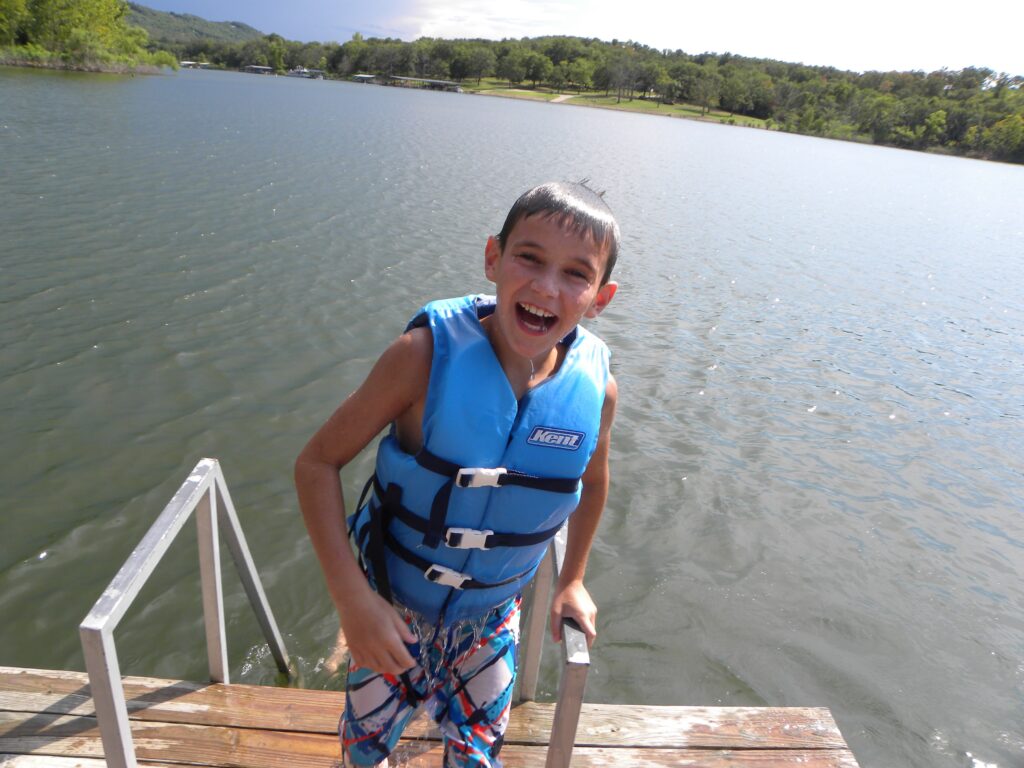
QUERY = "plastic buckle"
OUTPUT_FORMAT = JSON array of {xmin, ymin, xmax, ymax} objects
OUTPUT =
[
  {"xmin": 445, "ymin": 527, "xmax": 494, "ymax": 550},
  {"xmin": 455, "ymin": 467, "xmax": 507, "ymax": 488},
  {"xmin": 424, "ymin": 563, "xmax": 470, "ymax": 589}
]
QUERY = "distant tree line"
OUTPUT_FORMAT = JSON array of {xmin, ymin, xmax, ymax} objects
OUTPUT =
[
  {"xmin": 165, "ymin": 32, "xmax": 1024, "ymax": 163},
  {"xmin": 0, "ymin": 0, "xmax": 175, "ymax": 69}
]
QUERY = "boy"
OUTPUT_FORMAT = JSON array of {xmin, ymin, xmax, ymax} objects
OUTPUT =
[{"xmin": 295, "ymin": 181, "xmax": 619, "ymax": 767}]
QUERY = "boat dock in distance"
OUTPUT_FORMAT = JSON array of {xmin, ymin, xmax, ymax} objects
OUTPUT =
[{"xmin": 352, "ymin": 73, "xmax": 463, "ymax": 92}]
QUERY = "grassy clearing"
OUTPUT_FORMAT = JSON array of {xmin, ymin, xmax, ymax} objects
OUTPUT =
[
  {"xmin": 463, "ymin": 79, "xmax": 767, "ymax": 127},
  {"xmin": 478, "ymin": 88, "xmax": 560, "ymax": 102}
]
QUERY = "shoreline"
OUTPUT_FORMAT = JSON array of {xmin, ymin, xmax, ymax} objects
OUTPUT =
[
  {"xmin": 469, "ymin": 85, "xmax": 770, "ymax": 131},
  {"xmin": 466, "ymin": 85, "xmax": 1000, "ymax": 160},
  {"xmin": 0, "ymin": 51, "xmax": 171, "ymax": 75},
  {"xmin": 2, "ymin": 63, "xmax": 1008, "ymax": 163}
]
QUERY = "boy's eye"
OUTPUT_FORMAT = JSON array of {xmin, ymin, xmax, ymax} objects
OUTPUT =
[{"xmin": 567, "ymin": 268, "xmax": 591, "ymax": 282}]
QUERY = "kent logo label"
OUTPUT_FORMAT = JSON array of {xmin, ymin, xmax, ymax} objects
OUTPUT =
[{"xmin": 527, "ymin": 426, "xmax": 585, "ymax": 451}]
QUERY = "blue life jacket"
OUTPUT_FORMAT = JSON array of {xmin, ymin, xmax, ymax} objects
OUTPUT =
[{"xmin": 349, "ymin": 295, "xmax": 609, "ymax": 625}]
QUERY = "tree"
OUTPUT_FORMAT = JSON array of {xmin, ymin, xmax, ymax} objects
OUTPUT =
[
  {"xmin": 655, "ymin": 72, "xmax": 676, "ymax": 104},
  {"xmin": 923, "ymin": 109, "xmax": 947, "ymax": 146},
  {"xmin": 567, "ymin": 57, "xmax": 594, "ymax": 92},
  {"xmin": 692, "ymin": 66, "xmax": 724, "ymax": 115},
  {"xmin": 606, "ymin": 48, "xmax": 637, "ymax": 102},
  {"xmin": 266, "ymin": 33, "xmax": 285, "ymax": 72},
  {"xmin": 861, "ymin": 92, "xmax": 902, "ymax": 144},
  {"xmin": 524, "ymin": 50, "xmax": 552, "ymax": 86},
  {"xmin": 466, "ymin": 45, "xmax": 495, "ymax": 84},
  {"xmin": 7, "ymin": 0, "xmax": 177, "ymax": 65},
  {"xmin": 669, "ymin": 61, "xmax": 703, "ymax": 103},
  {"xmin": 635, "ymin": 61, "xmax": 666, "ymax": 99},
  {"xmin": 410, "ymin": 38, "xmax": 433, "ymax": 77},
  {"xmin": 984, "ymin": 113, "xmax": 1024, "ymax": 161},
  {"xmin": 720, "ymin": 68, "xmax": 754, "ymax": 114},
  {"xmin": 496, "ymin": 46, "xmax": 526, "ymax": 85},
  {"xmin": 329, "ymin": 32, "xmax": 366, "ymax": 75},
  {"xmin": 0, "ymin": 0, "xmax": 27, "ymax": 45},
  {"xmin": 550, "ymin": 61, "xmax": 569, "ymax": 92},
  {"xmin": 238, "ymin": 38, "xmax": 267, "ymax": 67},
  {"xmin": 429, "ymin": 38, "xmax": 455, "ymax": 76}
]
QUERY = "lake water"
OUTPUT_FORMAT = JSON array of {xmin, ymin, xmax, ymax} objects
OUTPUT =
[{"xmin": 1, "ymin": 66, "xmax": 1022, "ymax": 768}]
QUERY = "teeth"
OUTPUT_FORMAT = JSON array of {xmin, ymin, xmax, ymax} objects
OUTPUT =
[{"xmin": 521, "ymin": 303, "xmax": 554, "ymax": 319}]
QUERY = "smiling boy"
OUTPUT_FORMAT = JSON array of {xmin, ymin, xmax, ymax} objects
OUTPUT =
[{"xmin": 295, "ymin": 181, "xmax": 619, "ymax": 767}]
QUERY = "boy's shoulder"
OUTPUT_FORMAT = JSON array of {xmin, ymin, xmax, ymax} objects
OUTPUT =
[{"xmin": 405, "ymin": 294, "xmax": 491, "ymax": 332}]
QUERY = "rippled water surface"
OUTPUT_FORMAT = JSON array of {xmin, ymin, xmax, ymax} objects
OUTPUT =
[{"xmin": 2, "ymin": 66, "xmax": 1022, "ymax": 768}]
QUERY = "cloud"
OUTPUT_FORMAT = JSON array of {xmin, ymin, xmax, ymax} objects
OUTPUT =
[{"xmin": 393, "ymin": 0, "xmax": 583, "ymax": 41}]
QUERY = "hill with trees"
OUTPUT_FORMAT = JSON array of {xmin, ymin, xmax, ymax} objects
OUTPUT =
[
  {"xmin": 0, "ymin": 0, "xmax": 175, "ymax": 70},
  {"xmin": 126, "ymin": 3, "xmax": 262, "ymax": 44}
]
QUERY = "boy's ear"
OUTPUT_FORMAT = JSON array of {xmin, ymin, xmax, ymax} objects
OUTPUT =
[
  {"xmin": 484, "ymin": 236, "xmax": 501, "ymax": 283},
  {"xmin": 585, "ymin": 280, "xmax": 618, "ymax": 318}
]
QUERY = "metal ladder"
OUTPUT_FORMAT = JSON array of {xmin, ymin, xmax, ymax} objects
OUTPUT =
[{"xmin": 81, "ymin": 458, "xmax": 589, "ymax": 768}]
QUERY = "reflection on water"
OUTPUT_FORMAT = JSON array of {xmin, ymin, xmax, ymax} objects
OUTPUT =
[{"xmin": 1, "ymin": 66, "xmax": 1023, "ymax": 768}]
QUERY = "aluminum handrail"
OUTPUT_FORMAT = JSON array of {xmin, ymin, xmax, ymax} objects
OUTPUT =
[
  {"xmin": 516, "ymin": 527, "xmax": 591, "ymax": 768},
  {"xmin": 79, "ymin": 458, "xmax": 290, "ymax": 768}
]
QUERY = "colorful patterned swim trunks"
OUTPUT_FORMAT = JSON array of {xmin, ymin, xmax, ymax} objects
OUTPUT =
[{"xmin": 341, "ymin": 595, "xmax": 521, "ymax": 767}]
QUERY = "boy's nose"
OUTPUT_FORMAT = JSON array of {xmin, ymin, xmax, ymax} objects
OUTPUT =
[{"xmin": 531, "ymin": 270, "xmax": 558, "ymax": 297}]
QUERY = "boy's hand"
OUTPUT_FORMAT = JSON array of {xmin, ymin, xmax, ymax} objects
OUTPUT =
[
  {"xmin": 550, "ymin": 579, "xmax": 597, "ymax": 647},
  {"xmin": 340, "ymin": 588, "xmax": 418, "ymax": 675}
]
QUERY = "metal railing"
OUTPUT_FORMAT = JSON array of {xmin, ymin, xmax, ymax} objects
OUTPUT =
[
  {"xmin": 79, "ymin": 458, "xmax": 290, "ymax": 768},
  {"xmin": 517, "ymin": 528, "xmax": 591, "ymax": 768},
  {"xmin": 80, "ymin": 458, "xmax": 588, "ymax": 768}
]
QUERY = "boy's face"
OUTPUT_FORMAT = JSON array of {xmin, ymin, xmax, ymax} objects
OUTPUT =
[{"xmin": 484, "ymin": 213, "xmax": 617, "ymax": 360}]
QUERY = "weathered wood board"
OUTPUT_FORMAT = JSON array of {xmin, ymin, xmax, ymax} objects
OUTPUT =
[{"xmin": 0, "ymin": 666, "xmax": 860, "ymax": 767}]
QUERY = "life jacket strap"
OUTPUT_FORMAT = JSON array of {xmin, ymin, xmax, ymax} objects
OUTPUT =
[
  {"xmin": 412, "ymin": 446, "xmax": 579, "ymax": 548},
  {"xmin": 371, "ymin": 475, "xmax": 563, "ymax": 549},
  {"xmin": 349, "ymin": 474, "xmax": 402, "ymax": 604},
  {"xmin": 416, "ymin": 447, "xmax": 581, "ymax": 493},
  {"xmin": 383, "ymin": 528, "xmax": 530, "ymax": 591}
]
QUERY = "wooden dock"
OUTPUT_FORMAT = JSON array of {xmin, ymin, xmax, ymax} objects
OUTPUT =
[{"xmin": 0, "ymin": 666, "xmax": 860, "ymax": 767}]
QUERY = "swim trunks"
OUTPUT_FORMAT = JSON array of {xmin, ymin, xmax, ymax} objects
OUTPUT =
[{"xmin": 341, "ymin": 595, "xmax": 521, "ymax": 767}]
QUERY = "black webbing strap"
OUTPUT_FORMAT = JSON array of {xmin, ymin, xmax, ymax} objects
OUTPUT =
[
  {"xmin": 425, "ymin": 476, "xmax": 454, "ymax": 549},
  {"xmin": 415, "ymin": 447, "xmax": 581, "ymax": 492},
  {"xmin": 371, "ymin": 475, "xmax": 562, "ymax": 548},
  {"xmin": 363, "ymin": 480, "xmax": 405, "ymax": 606},
  {"xmin": 383, "ymin": 529, "xmax": 528, "ymax": 590},
  {"xmin": 414, "ymin": 447, "xmax": 453, "ymax": 547}
]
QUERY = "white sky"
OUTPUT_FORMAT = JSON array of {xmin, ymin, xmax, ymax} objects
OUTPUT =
[{"xmin": 143, "ymin": 0, "xmax": 1024, "ymax": 76}]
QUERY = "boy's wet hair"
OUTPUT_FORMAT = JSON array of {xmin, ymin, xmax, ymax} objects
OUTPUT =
[{"xmin": 496, "ymin": 181, "xmax": 620, "ymax": 284}]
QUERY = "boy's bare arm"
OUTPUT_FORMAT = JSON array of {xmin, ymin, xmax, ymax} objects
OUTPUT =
[
  {"xmin": 550, "ymin": 374, "xmax": 617, "ymax": 645},
  {"xmin": 294, "ymin": 327, "xmax": 432, "ymax": 674}
]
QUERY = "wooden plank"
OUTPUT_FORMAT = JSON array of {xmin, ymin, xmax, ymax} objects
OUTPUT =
[
  {"xmin": 511, "ymin": 702, "xmax": 847, "ymax": 749},
  {"xmin": 390, "ymin": 743, "xmax": 862, "ymax": 768},
  {"xmin": 0, "ymin": 669, "xmax": 849, "ymax": 750},
  {"xmin": 0, "ymin": 757, "xmax": 169, "ymax": 767},
  {"xmin": 0, "ymin": 668, "xmax": 344, "ymax": 733},
  {"xmin": 1, "ymin": 709, "xmax": 859, "ymax": 768},
  {"xmin": 0, "ymin": 712, "xmax": 340, "ymax": 768},
  {"xmin": 0, "ymin": 747, "xmax": 860, "ymax": 768}
]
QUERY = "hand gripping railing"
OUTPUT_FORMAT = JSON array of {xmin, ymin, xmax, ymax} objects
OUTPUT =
[
  {"xmin": 516, "ymin": 527, "xmax": 591, "ymax": 768},
  {"xmin": 79, "ymin": 458, "xmax": 290, "ymax": 768}
]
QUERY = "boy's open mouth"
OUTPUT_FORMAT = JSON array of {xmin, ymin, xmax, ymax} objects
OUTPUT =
[{"xmin": 516, "ymin": 302, "xmax": 557, "ymax": 334}]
